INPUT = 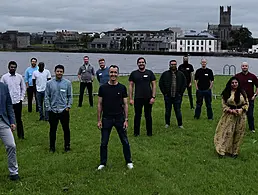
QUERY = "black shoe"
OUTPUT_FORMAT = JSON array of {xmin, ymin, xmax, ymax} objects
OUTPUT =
[
  {"xmin": 134, "ymin": 134, "xmax": 139, "ymax": 137},
  {"xmin": 191, "ymin": 107, "xmax": 195, "ymax": 109},
  {"xmin": 218, "ymin": 154, "xmax": 225, "ymax": 158},
  {"xmin": 64, "ymin": 146, "xmax": 70, "ymax": 152},
  {"xmin": 232, "ymin": 154, "xmax": 238, "ymax": 159},
  {"xmin": 9, "ymin": 174, "xmax": 19, "ymax": 181},
  {"xmin": 78, "ymin": 105, "xmax": 82, "ymax": 107},
  {"xmin": 194, "ymin": 116, "xmax": 199, "ymax": 119},
  {"xmin": 49, "ymin": 148, "xmax": 55, "ymax": 153}
]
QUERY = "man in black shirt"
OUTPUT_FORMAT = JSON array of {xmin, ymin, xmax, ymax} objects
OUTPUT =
[
  {"xmin": 194, "ymin": 58, "xmax": 214, "ymax": 120},
  {"xmin": 178, "ymin": 55, "xmax": 194, "ymax": 109},
  {"xmin": 159, "ymin": 60, "xmax": 187, "ymax": 128},
  {"xmin": 97, "ymin": 65, "xmax": 133, "ymax": 170},
  {"xmin": 129, "ymin": 57, "xmax": 156, "ymax": 136}
]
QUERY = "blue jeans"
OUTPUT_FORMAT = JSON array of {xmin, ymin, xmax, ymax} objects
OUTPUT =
[
  {"xmin": 36, "ymin": 91, "xmax": 48, "ymax": 120},
  {"xmin": 247, "ymin": 100, "xmax": 255, "ymax": 130},
  {"xmin": 100, "ymin": 115, "xmax": 132, "ymax": 165},
  {"xmin": 164, "ymin": 95, "xmax": 183, "ymax": 126},
  {"xmin": 194, "ymin": 89, "xmax": 213, "ymax": 119}
]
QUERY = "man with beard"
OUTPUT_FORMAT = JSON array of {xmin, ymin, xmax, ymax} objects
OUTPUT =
[
  {"xmin": 32, "ymin": 62, "xmax": 52, "ymax": 121},
  {"xmin": 194, "ymin": 58, "xmax": 214, "ymax": 120},
  {"xmin": 159, "ymin": 60, "xmax": 187, "ymax": 128},
  {"xmin": 96, "ymin": 58, "xmax": 109, "ymax": 86},
  {"xmin": 129, "ymin": 57, "xmax": 156, "ymax": 136},
  {"xmin": 235, "ymin": 62, "xmax": 258, "ymax": 133},
  {"xmin": 45, "ymin": 65, "xmax": 73, "ymax": 152},
  {"xmin": 97, "ymin": 65, "xmax": 133, "ymax": 170},
  {"xmin": 24, "ymin": 58, "xmax": 38, "ymax": 112},
  {"xmin": 178, "ymin": 55, "xmax": 194, "ymax": 109},
  {"xmin": 1, "ymin": 61, "xmax": 26, "ymax": 139},
  {"xmin": 77, "ymin": 56, "xmax": 95, "ymax": 107}
]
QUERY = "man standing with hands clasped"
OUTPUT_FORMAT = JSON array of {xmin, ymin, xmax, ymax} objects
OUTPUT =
[
  {"xmin": 235, "ymin": 62, "xmax": 258, "ymax": 133},
  {"xmin": 97, "ymin": 65, "xmax": 133, "ymax": 170},
  {"xmin": 129, "ymin": 57, "xmax": 156, "ymax": 137}
]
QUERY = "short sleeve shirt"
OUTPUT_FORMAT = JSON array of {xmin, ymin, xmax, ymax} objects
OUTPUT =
[{"xmin": 129, "ymin": 69, "xmax": 156, "ymax": 99}]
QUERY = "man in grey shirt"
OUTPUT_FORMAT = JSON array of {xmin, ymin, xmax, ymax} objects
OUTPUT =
[
  {"xmin": 0, "ymin": 82, "xmax": 19, "ymax": 181},
  {"xmin": 77, "ymin": 56, "xmax": 95, "ymax": 107},
  {"xmin": 45, "ymin": 64, "xmax": 73, "ymax": 152}
]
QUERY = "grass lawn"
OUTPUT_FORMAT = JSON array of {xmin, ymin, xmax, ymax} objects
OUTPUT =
[{"xmin": 1, "ymin": 75, "xmax": 258, "ymax": 195}]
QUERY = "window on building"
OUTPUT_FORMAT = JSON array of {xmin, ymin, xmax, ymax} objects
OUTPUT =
[
  {"xmin": 141, "ymin": 33, "xmax": 144, "ymax": 36},
  {"xmin": 180, "ymin": 40, "xmax": 183, "ymax": 45},
  {"xmin": 192, "ymin": 46, "xmax": 194, "ymax": 51},
  {"xmin": 201, "ymin": 47, "xmax": 203, "ymax": 51},
  {"xmin": 209, "ymin": 40, "xmax": 212, "ymax": 45},
  {"xmin": 201, "ymin": 40, "xmax": 204, "ymax": 45},
  {"xmin": 102, "ymin": 44, "xmax": 107, "ymax": 48},
  {"xmin": 97, "ymin": 44, "xmax": 101, "ymax": 48},
  {"xmin": 117, "ymin": 33, "xmax": 120, "ymax": 36},
  {"xmin": 192, "ymin": 40, "xmax": 194, "ymax": 45},
  {"xmin": 188, "ymin": 40, "xmax": 190, "ymax": 45},
  {"xmin": 180, "ymin": 48, "xmax": 183, "ymax": 52},
  {"xmin": 187, "ymin": 46, "xmax": 190, "ymax": 51},
  {"xmin": 91, "ymin": 44, "xmax": 95, "ymax": 48},
  {"xmin": 122, "ymin": 33, "xmax": 126, "ymax": 36},
  {"xmin": 197, "ymin": 47, "xmax": 199, "ymax": 51},
  {"xmin": 197, "ymin": 40, "xmax": 199, "ymax": 45},
  {"xmin": 111, "ymin": 33, "xmax": 114, "ymax": 36},
  {"xmin": 209, "ymin": 48, "xmax": 212, "ymax": 52}
]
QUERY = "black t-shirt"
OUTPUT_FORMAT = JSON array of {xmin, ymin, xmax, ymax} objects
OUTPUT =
[
  {"xmin": 178, "ymin": 63, "xmax": 194, "ymax": 84},
  {"xmin": 129, "ymin": 69, "xmax": 156, "ymax": 99},
  {"xmin": 98, "ymin": 83, "xmax": 127, "ymax": 117},
  {"xmin": 194, "ymin": 68, "xmax": 214, "ymax": 90}
]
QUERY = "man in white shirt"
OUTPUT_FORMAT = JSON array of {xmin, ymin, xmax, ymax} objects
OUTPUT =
[
  {"xmin": 32, "ymin": 62, "xmax": 51, "ymax": 121},
  {"xmin": 1, "ymin": 61, "xmax": 26, "ymax": 139}
]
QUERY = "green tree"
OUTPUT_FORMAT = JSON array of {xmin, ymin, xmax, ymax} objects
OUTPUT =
[
  {"xmin": 229, "ymin": 27, "xmax": 253, "ymax": 51},
  {"xmin": 80, "ymin": 34, "xmax": 91, "ymax": 48}
]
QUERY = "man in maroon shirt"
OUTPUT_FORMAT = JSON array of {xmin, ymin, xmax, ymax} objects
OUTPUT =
[{"xmin": 235, "ymin": 62, "xmax": 258, "ymax": 133}]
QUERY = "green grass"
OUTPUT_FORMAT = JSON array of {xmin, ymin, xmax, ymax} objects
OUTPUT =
[{"xmin": 1, "ymin": 75, "xmax": 258, "ymax": 195}]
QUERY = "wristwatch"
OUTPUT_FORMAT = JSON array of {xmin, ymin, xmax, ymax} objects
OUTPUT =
[
  {"xmin": 125, "ymin": 118, "xmax": 129, "ymax": 122},
  {"xmin": 152, "ymin": 96, "xmax": 156, "ymax": 99}
]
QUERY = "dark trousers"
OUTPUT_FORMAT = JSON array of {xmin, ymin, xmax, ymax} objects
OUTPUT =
[
  {"xmin": 78, "ymin": 82, "xmax": 93, "ymax": 107},
  {"xmin": 194, "ymin": 89, "xmax": 213, "ymax": 119},
  {"xmin": 49, "ymin": 110, "xmax": 70, "ymax": 150},
  {"xmin": 186, "ymin": 85, "xmax": 194, "ymax": 108},
  {"xmin": 13, "ymin": 101, "xmax": 24, "ymax": 139},
  {"xmin": 27, "ymin": 86, "xmax": 38, "ymax": 112},
  {"xmin": 36, "ymin": 91, "xmax": 49, "ymax": 120},
  {"xmin": 164, "ymin": 95, "xmax": 183, "ymax": 126},
  {"xmin": 100, "ymin": 115, "xmax": 132, "ymax": 165},
  {"xmin": 134, "ymin": 98, "xmax": 153, "ymax": 136},
  {"xmin": 247, "ymin": 100, "xmax": 255, "ymax": 130}
]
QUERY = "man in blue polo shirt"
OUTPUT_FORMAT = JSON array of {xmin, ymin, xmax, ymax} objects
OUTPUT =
[{"xmin": 24, "ymin": 58, "xmax": 38, "ymax": 112}]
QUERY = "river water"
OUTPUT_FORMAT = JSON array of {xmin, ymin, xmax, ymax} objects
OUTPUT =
[{"xmin": 0, "ymin": 52, "xmax": 258, "ymax": 77}]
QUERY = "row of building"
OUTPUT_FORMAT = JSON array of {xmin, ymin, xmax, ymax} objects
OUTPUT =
[{"xmin": 0, "ymin": 6, "xmax": 252, "ymax": 53}]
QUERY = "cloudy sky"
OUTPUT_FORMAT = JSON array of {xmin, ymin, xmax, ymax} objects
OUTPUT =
[{"xmin": 0, "ymin": 0, "xmax": 257, "ymax": 37}]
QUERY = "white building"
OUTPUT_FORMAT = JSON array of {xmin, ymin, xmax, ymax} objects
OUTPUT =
[
  {"xmin": 248, "ymin": 44, "xmax": 258, "ymax": 53},
  {"xmin": 176, "ymin": 30, "xmax": 221, "ymax": 52}
]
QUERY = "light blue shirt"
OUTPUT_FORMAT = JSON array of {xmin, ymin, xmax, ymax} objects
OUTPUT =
[
  {"xmin": 96, "ymin": 67, "xmax": 110, "ymax": 86},
  {"xmin": 24, "ymin": 66, "xmax": 38, "ymax": 86},
  {"xmin": 44, "ymin": 78, "xmax": 73, "ymax": 113}
]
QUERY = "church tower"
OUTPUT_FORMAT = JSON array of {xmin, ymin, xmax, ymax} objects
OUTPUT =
[{"xmin": 218, "ymin": 6, "xmax": 232, "ymax": 41}]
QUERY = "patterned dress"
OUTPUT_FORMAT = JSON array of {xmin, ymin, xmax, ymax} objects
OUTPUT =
[{"xmin": 214, "ymin": 91, "xmax": 249, "ymax": 156}]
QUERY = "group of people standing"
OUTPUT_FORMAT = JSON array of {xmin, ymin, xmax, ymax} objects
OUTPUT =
[{"xmin": 0, "ymin": 54, "xmax": 257, "ymax": 180}]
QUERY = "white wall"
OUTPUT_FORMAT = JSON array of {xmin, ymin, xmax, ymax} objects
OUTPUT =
[{"xmin": 177, "ymin": 39, "xmax": 217, "ymax": 52}]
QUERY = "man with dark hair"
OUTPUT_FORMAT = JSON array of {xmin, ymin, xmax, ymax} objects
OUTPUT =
[
  {"xmin": 45, "ymin": 65, "xmax": 73, "ymax": 152},
  {"xmin": 96, "ymin": 58, "xmax": 109, "ymax": 86},
  {"xmin": 178, "ymin": 55, "xmax": 194, "ymax": 109},
  {"xmin": 159, "ymin": 60, "xmax": 187, "ymax": 128},
  {"xmin": 77, "ymin": 56, "xmax": 95, "ymax": 107},
  {"xmin": 32, "ymin": 62, "xmax": 51, "ymax": 121},
  {"xmin": 1, "ymin": 61, "xmax": 26, "ymax": 139},
  {"xmin": 194, "ymin": 58, "xmax": 214, "ymax": 120},
  {"xmin": 0, "ymin": 81, "xmax": 19, "ymax": 181},
  {"xmin": 235, "ymin": 62, "xmax": 258, "ymax": 133},
  {"xmin": 129, "ymin": 57, "xmax": 156, "ymax": 136},
  {"xmin": 25, "ymin": 58, "xmax": 38, "ymax": 112},
  {"xmin": 97, "ymin": 65, "xmax": 133, "ymax": 170}
]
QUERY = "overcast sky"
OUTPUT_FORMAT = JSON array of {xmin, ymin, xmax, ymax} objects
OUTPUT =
[{"xmin": 0, "ymin": 0, "xmax": 257, "ymax": 37}]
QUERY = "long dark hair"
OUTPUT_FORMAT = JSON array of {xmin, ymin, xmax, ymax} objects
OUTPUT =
[{"xmin": 221, "ymin": 77, "xmax": 247, "ymax": 104}]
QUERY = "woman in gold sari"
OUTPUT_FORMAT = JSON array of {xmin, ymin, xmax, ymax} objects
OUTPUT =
[{"xmin": 214, "ymin": 77, "xmax": 248, "ymax": 158}]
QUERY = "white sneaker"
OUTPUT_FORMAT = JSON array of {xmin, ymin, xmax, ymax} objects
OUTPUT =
[
  {"xmin": 179, "ymin": 126, "xmax": 184, "ymax": 129},
  {"xmin": 165, "ymin": 124, "xmax": 169, "ymax": 128},
  {"xmin": 252, "ymin": 130, "xmax": 255, "ymax": 133},
  {"xmin": 97, "ymin": 165, "xmax": 105, "ymax": 170},
  {"xmin": 127, "ymin": 163, "xmax": 134, "ymax": 169}
]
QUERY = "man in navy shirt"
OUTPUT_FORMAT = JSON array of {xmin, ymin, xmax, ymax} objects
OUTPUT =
[
  {"xmin": 194, "ymin": 59, "xmax": 214, "ymax": 120},
  {"xmin": 97, "ymin": 65, "xmax": 133, "ymax": 170},
  {"xmin": 96, "ymin": 58, "xmax": 109, "ymax": 86}
]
